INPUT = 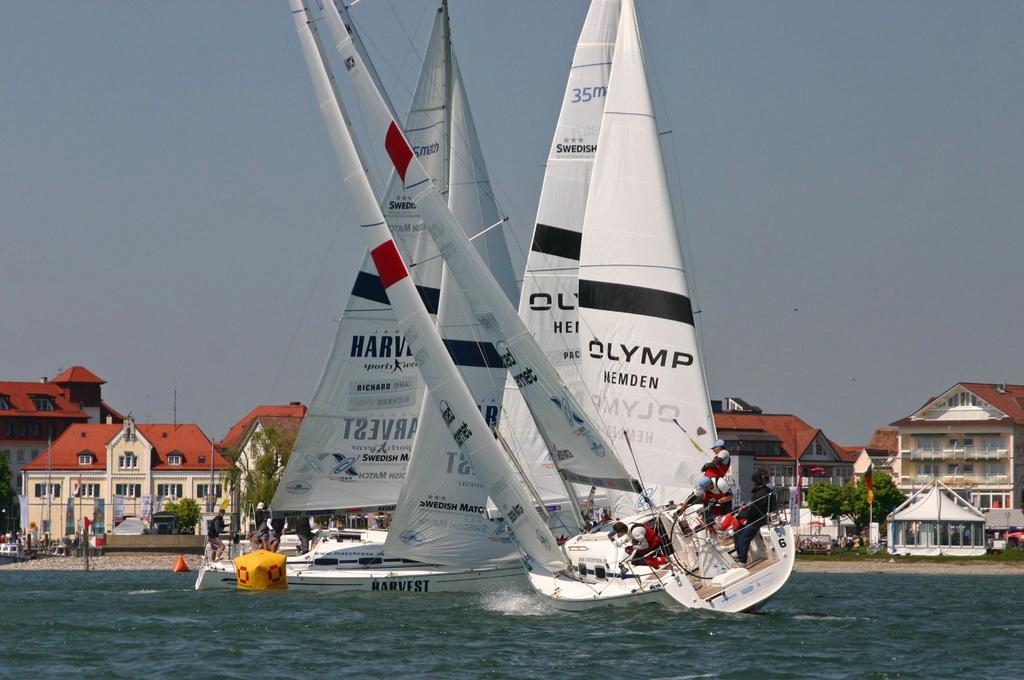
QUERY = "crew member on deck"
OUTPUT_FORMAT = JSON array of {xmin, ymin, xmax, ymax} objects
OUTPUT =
[
  {"xmin": 702, "ymin": 439, "xmax": 730, "ymax": 479},
  {"xmin": 733, "ymin": 469, "xmax": 780, "ymax": 564},
  {"xmin": 611, "ymin": 521, "xmax": 666, "ymax": 569},
  {"xmin": 679, "ymin": 477, "xmax": 733, "ymax": 534}
]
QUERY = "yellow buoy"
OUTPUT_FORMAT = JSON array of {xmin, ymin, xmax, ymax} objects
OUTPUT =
[{"xmin": 234, "ymin": 550, "xmax": 287, "ymax": 591}]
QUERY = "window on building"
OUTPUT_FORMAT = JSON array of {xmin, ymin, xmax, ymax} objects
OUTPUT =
[
  {"xmin": 972, "ymin": 492, "xmax": 1010, "ymax": 510},
  {"xmin": 119, "ymin": 452, "xmax": 139, "ymax": 469},
  {"xmin": 167, "ymin": 454, "xmax": 183, "ymax": 466},
  {"xmin": 29, "ymin": 422, "xmax": 40, "ymax": 437},
  {"xmin": 982, "ymin": 437, "xmax": 1004, "ymax": 451},
  {"xmin": 156, "ymin": 484, "xmax": 183, "ymax": 499},
  {"xmin": 982, "ymin": 462, "xmax": 1007, "ymax": 480},
  {"xmin": 197, "ymin": 484, "xmax": 222, "ymax": 499},
  {"xmin": 31, "ymin": 396, "xmax": 56, "ymax": 411},
  {"xmin": 78, "ymin": 483, "xmax": 101, "ymax": 498},
  {"xmin": 916, "ymin": 436, "xmax": 940, "ymax": 451},
  {"xmin": 16, "ymin": 451, "xmax": 24, "ymax": 463},
  {"xmin": 17, "ymin": 423, "xmax": 26, "ymax": 437},
  {"xmin": 34, "ymin": 483, "xmax": 61, "ymax": 498},
  {"xmin": 918, "ymin": 463, "xmax": 939, "ymax": 477},
  {"xmin": 3, "ymin": 423, "xmax": 11, "ymax": 436},
  {"xmin": 114, "ymin": 483, "xmax": 142, "ymax": 497},
  {"xmin": 0, "ymin": 395, "xmax": 10, "ymax": 410},
  {"xmin": 78, "ymin": 453, "xmax": 94, "ymax": 465},
  {"xmin": 946, "ymin": 463, "xmax": 959, "ymax": 475}
]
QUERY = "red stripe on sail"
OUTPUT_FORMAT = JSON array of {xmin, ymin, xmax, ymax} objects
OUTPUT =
[
  {"xmin": 370, "ymin": 240, "xmax": 408, "ymax": 289},
  {"xmin": 385, "ymin": 121, "xmax": 414, "ymax": 181}
]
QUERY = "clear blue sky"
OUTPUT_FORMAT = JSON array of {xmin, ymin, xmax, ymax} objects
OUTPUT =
[{"xmin": 2, "ymin": 1, "xmax": 1021, "ymax": 444}]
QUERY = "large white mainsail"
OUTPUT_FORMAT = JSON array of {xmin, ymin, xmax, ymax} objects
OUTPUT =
[
  {"xmin": 272, "ymin": 2, "xmax": 449, "ymax": 515},
  {"xmin": 577, "ymin": 0, "xmax": 715, "ymax": 509},
  {"xmin": 327, "ymin": 5, "xmax": 639, "ymax": 500},
  {"xmin": 499, "ymin": 0, "xmax": 621, "ymax": 506},
  {"xmin": 380, "ymin": 5, "xmax": 521, "ymax": 566},
  {"xmin": 288, "ymin": 0, "xmax": 566, "ymax": 570}
]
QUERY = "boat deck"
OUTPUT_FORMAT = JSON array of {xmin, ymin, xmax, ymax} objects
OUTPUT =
[{"xmin": 692, "ymin": 556, "xmax": 778, "ymax": 600}]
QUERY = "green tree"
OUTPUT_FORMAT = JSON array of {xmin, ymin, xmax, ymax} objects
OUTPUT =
[
  {"xmin": 164, "ymin": 497, "xmax": 201, "ymax": 534},
  {"xmin": 805, "ymin": 472, "xmax": 906, "ymax": 533},
  {"xmin": 0, "ymin": 455, "xmax": 16, "ymax": 532},
  {"xmin": 225, "ymin": 425, "xmax": 297, "ymax": 514}
]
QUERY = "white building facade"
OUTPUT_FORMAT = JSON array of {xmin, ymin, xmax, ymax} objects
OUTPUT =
[{"xmin": 892, "ymin": 383, "xmax": 1024, "ymax": 511}]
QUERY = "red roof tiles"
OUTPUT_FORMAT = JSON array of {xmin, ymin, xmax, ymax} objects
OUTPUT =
[
  {"xmin": 52, "ymin": 366, "xmax": 106, "ymax": 385},
  {"xmin": 0, "ymin": 381, "xmax": 89, "ymax": 419},
  {"xmin": 217, "ymin": 403, "xmax": 307, "ymax": 451},
  {"xmin": 714, "ymin": 412, "xmax": 851, "ymax": 463},
  {"xmin": 22, "ymin": 422, "xmax": 228, "ymax": 471},
  {"xmin": 891, "ymin": 383, "xmax": 1024, "ymax": 426}
]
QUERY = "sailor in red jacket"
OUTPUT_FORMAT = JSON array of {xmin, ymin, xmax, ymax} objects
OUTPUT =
[
  {"xmin": 702, "ymin": 439, "xmax": 731, "ymax": 479},
  {"xmin": 611, "ymin": 521, "xmax": 667, "ymax": 569},
  {"xmin": 679, "ymin": 477, "xmax": 734, "ymax": 534}
]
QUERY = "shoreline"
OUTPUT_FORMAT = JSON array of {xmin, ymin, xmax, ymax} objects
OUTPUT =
[
  {"xmin": 0, "ymin": 552, "xmax": 204, "ymax": 572},
  {"xmin": 3, "ymin": 552, "xmax": 1022, "ymax": 575},
  {"xmin": 794, "ymin": 557, "xmax": 1024, "ymax": 575}
]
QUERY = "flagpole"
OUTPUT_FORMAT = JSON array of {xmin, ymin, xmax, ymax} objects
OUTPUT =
[{"xmin": 46, "ymin": 434, "xmax": 52, "ymax": 546}]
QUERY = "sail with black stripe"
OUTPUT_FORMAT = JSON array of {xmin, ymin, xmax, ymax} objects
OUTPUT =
[
  {"xmin": 577, "ymin": 0, "xmax": 716, "ymax": 510},
  {"xmin": 499, "ymin": 0, "xmax": 624, "ymax": 507}
]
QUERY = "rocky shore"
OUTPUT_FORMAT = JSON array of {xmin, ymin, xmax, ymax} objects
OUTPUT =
[{"xmin": 0, "ymin": 552, "xmax": 204, "ymax": 572}]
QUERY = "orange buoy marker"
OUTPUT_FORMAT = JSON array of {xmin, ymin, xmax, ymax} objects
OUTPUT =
[
  {"xmin": 234, "ymin": 550, "xmax": 287, "ymax": 591},
  {"xmin": 172, "ymin": 554, "xmax": 191, "ymax": 573}
]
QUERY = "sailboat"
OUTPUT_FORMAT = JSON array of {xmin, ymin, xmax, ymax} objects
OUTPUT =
[
  {"xmin": 196, "ymin": 0, "xmax": 526, "ymax": 592},
  {"xmin": 327, "ymin": 0, "xmax": 795, "ymax": 611},
  {"xmin": 524, "ymin": 0, "xmax": 795, "ymax": 611}
]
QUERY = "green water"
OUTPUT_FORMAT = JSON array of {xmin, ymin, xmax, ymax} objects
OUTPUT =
[{"xmin": 0, "ymin": 570, "xmax": 1019, "ymax": 678}]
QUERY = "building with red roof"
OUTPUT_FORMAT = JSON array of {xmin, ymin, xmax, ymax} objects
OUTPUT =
[
  {"xmin": 20, "ymin": 415, "xmax": 228, "ymax": 538},
  {"xmin": 0, "ymin": 365, "xmax": 123, "ymax": 494},
  {"xmin": 216, "ymin": 403, "xmax": 306, "ymax": 524},
  {"xmin": 713, "ymin": 400, "xmax": 856, "ymax": 505},
  {"xmin": 217, "ymin": 402, "xmax": 307, "ymax": 453},
  {"xmin": 890, "ymin": 382, "xmax": 1024, "ymax": 511}
]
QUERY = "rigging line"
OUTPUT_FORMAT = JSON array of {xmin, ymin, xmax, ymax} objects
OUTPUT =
[
  {"xmin": 385, "ymin": 0, "xmax": 424, "ymax": 66},
  {"xmin": 577, "ymin": 263, "xmax": 687, "ymax": 274},
  {"xmin": 268, "ymin": 198, "xmax": 352, "ymax": 402},
  {"xmin": 407, "ymin": 217, "xmax": 508, "ymax": 268}
]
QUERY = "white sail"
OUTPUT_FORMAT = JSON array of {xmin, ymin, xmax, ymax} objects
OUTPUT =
[
  {"xmin": 290, "ymin": 0, "xmax": 566, "ymax": 570},
  {"xmin": 327, "ymin": 5, "xmax": 638, "ymax": 499},
  {"xmin": 577, "ymin": 0, "xmax": 715, "ymax": 509},
  {"xmin": 499, "ymin": 0, "xmax": 621, "ymax": 505},
  {"xmin": 272, "ymin": 1, "xmax": 447, "ymax": 515},
  {"xmin": 383, "ymin": 6, "xmax": 520, "ymax": 566}
]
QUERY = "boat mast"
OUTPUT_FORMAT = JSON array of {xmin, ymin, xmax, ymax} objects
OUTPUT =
[{"xmin": 288, "ymin": 0, "xmax": 566, "ymax": 571}]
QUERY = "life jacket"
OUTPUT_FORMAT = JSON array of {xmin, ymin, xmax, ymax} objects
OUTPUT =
[
  {"xmin": 704, "ymin": 453, "xmax": 730, "ymax": 479},
  {"xmin": 630, "ymin": 522, "xmax": 661, "ymax": 552}
]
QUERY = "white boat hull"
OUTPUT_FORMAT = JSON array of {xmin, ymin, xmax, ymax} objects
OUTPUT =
[
  {"xmin": 195, "ymin": 529, "xmax": 525, "ymax": 593},
  {"xmin": 528, "ymin": 509, "xmax": 796, "ymax": 613}
]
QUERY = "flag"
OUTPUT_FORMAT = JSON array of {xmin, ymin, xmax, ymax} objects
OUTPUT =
[
  {"xmin": 865, "ymin": 463, "xmax": 875, "ymax": 505},
  {"xmin": 84, "ymin": 516, "xmax": 92, "ymax": 531},
  {"xmin": 73, "ymin": 474, "xmax": 83, "ymax": 497}
]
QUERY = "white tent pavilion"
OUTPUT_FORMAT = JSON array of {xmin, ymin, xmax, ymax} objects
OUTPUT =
[{"xmin": 887, "ymin": 481, "xmax": 986, "ymax": 557}]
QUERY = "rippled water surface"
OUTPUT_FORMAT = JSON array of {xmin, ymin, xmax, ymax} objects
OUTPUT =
[{"xmin": 1, "ymin": 570, "xmax": 1020, "ymax": 678}]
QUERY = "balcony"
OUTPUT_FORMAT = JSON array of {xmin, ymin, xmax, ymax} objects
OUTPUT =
[
  {"xmin": 901, "ymin": 447, "xmax": 1008, "ymax": 462},
  {"xmin": 771, "ymin": 476, "xmax": 796, "ymax": 487},
  {"xmin": 900, "ymin": 474, "xmax": 1010, "ymax": 487},
  {"xmin": 902, "ymin": 448, "xmax": 945, "ymax": 460}
]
